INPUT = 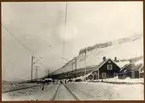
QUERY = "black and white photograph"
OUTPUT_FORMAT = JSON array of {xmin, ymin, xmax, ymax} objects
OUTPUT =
[{"xmin": 2, "ymin": 1, "xmax": 144, "ymax": 101}]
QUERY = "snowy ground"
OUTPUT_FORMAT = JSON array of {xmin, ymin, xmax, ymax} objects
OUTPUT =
[
  {"xmin": 103, "ymin": 77, "xmax": 144, "ymax": 84},
  {"xmin": 2, "ymin": 81, "xmax": 144, "ymax": 101},
  {"xmin": 66, "ymin": 82, "xmax": 144, "ymax": 100},
  {"xmin": 53, "ymin": 84, "xmax": 77, "ymax": 100},
  {"xmin": 2, "ymin": 82, "xmax": 41, "ymax": 93},
  {"xmin": 88, "ymin": 77, "xmax": 144, "ymax": 84},
  {"xmin": 2, "ymin": 83, "xmax": 59, "ymax": 101}
]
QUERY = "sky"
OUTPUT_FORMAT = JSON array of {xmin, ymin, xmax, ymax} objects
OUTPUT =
[{"xmin": 2, "ymin": 1, "xmax": 143, "ymax": 81}]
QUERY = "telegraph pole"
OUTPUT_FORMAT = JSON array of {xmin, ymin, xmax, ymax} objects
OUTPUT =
[
  {"xmin": 98, "ymin": 69, "xmax": 100, "ymax": 80},
  {"xmin": 31, "ymin": 56, "xmax": 42, "ymax": 80},
  {"xmin": 35, "ymin": 66, "xmax": 39, "ymax": 79},
  {"xmin": 31, "ymin": 56, "xmax": 34, "ymax": 80},
  {"xmin": 2, "ymin": 24, "xmax": 51, "ymax": 81},
  {"xmin": 2, "ymin": 24, "xmax": 34, "ymax": 80},
  {"xmin": 72, "ymin": 61, "xmax": 74, "ymax": 71},
  {"xmin": 84, "ymin": 48, "xmax": 87, "ymax": 81}
]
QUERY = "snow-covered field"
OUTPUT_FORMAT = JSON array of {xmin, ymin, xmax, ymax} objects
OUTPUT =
[
  {"xmin": 66, "ymin": 82, "xmax": 144, "ymax": 100},
  {"xmin": 2, "ymin": 83, "xmax": 59, "ymax": 101},
  {"xmin": 87, "ymin": 77, "xmax": 144, "ymax": 84}
]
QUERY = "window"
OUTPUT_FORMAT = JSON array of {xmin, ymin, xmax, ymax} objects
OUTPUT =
[
  {"xmin": 93, "ymin": 71, "xmax": 97, "ymax": 75},
  {"xmin": 108, "ymin": 60, "xmax": 111, "ymax": 63},
  {"xmin": 107, "ymin": 64, "xmax": 113, "ymax": 70},
  {"xmin": 114, "ymin": 73, "xmax": 118, "ymax": 77},
  {"xmin": 131, "ymin": 71, "xmax": 135, "ymax": 78},
  {"xmin": 102, "ymin": 73, "xmax": 106, "ymax": 78},
  {"xmin": 123, "ymin": 73, "xmax": 126, "ymax": 79}
]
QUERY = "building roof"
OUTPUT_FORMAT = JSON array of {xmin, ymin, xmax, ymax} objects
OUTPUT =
[
  {"xmin": 119, "ymin": 58, "xmax": 144, "ymax": 73},
  {"xmin": 120, "ymin": 64, "xmax": 130, "ymax": 72},
  {"xmin": 92, "ymin": 58, "xmax": 113, "ymax": 72},
  {"xmin": 121, "ymin": 63, "xmax": 143, "ymax": 73},
  {"xmin": 91, "ymin": 58, "xmax": 131, "ymax": 73},
  {"xmin": 139, "ymin": 65, "xmax": 144, "ymax": 72},
  {"xmin": 115, "ymin": 60, "xmax": 130, "ymax": 69},
  {"xmin": 134, "ymin": 59, "xmax": 144, "ymax": 65}
]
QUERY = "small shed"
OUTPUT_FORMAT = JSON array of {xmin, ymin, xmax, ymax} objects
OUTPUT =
[{"xmin": 119, "ymin": 63, "xmax": 142, "ymax": 79}]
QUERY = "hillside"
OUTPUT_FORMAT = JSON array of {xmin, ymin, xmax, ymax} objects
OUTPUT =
[{"xmin": 53, "ymin": 34, "xmax": 143, "ymax": 75}]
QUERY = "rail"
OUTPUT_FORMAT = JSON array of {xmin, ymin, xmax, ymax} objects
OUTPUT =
[
  {"xmin": 62, "ymin": 83, "xmax": 79, "ymax": 100},
  {"xmin": 50, "ymin": 84, "xmax": 61, "ymax": 100},
  {"xmin": 50, "ymin": 83, "xmax": 79, "ymax": 100}
]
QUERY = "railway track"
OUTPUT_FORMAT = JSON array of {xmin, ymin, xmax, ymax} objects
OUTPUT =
[
  {"xmin": 50, "ymin": 84, "xmax": 61, "ymax": 100},
  {"xmin": 3, "ymin": 82, "xmax": 79, "ymax": 101},
  {"xmin": 50, "ymin": 83, "xmax": 79, "ymax": 101},
  {"xmin": 63, "ymin": 83, "xmax": 79, "ymax": 100}
]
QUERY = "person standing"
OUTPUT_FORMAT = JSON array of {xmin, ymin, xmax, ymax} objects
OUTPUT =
[{"xmin": 42, "ymin": 81, "xmax": 45, "ymax": 91}]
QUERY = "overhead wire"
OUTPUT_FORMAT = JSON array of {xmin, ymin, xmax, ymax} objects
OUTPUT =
[
  {"xmin": 2, "ymin": 24, "xmax": 33, "ymax": 55},
  {"xmin": 2, "ymin": 23, "xmax": 53, "ymax": 79},
  {"xmin": 2, "ymin": 3, "xmax": 69, "ymax": 76},
  {"xmin": 62, "ymin": 2, "xmax": 68, "ymax": 65},
  {"xmin": 50, "ymin": 2, "xmax": 68, "ymax": 75},
  {"xmin": 2, "ymin": 24, "xmax": 35, "ymax": 80}
]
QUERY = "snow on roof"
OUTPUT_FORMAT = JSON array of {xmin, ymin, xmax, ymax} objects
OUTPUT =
[
  {"xmin": 92, "ymin": 58, "xmax": 130, "ymax": 72},
  {"xmin": 115, "ymin": 61, "xmax": 130, "ymax": 68},
  {"xmin": 92, "ymin": 58, "xmax": 110, "ymax": 71},
  {"xmin": 135, "ymin": 59, "xmax": 144, "ymax": 65},
  {"xmin": 139, "ymin": 65, "xmax": 144, "ymax": 71},
  {"xmin": 75, "ymin": 59, "xmax": 114, "ymax": 80},
  {"xmin": 140, "ymin": 70, "xmax": 144, "ymax": 73}
]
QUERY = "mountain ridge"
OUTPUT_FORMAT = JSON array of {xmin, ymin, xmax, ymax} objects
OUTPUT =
[
  {"xmin": 79, "ymin": 34, "xmax": 142, "ymax": 55},
  {"xmin": 52, "ymin": 34, "xmax": 143, "ymax": 75}
]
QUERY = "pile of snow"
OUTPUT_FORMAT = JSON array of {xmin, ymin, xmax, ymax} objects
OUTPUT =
[
  {"xmin": 73, "ymin": 74, "xmax": 144, "ymax": 84},
  {"xmin": 73, "ymin": 72, "xmax": 93, "ymax": 81},
  {"xmin": 103, "ymin": 77, "xmax": 144, "ymax": 84},
  {"xmin": 87, "ymin": 77, "xmax": 144, "ymax": 84}
]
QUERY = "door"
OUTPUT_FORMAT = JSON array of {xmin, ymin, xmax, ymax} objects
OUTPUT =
[{"xmin": 114, "ymin": 73, "xmax": 118, "ymax": 77}]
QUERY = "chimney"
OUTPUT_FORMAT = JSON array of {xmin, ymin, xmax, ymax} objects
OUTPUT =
[
  {"xmin": 114, "ymin": 57, "xmax": 117, "ymax": 61},
  {"xmin": 103, "ymin": 56, "xmax": 106, "ymax": 61}
]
